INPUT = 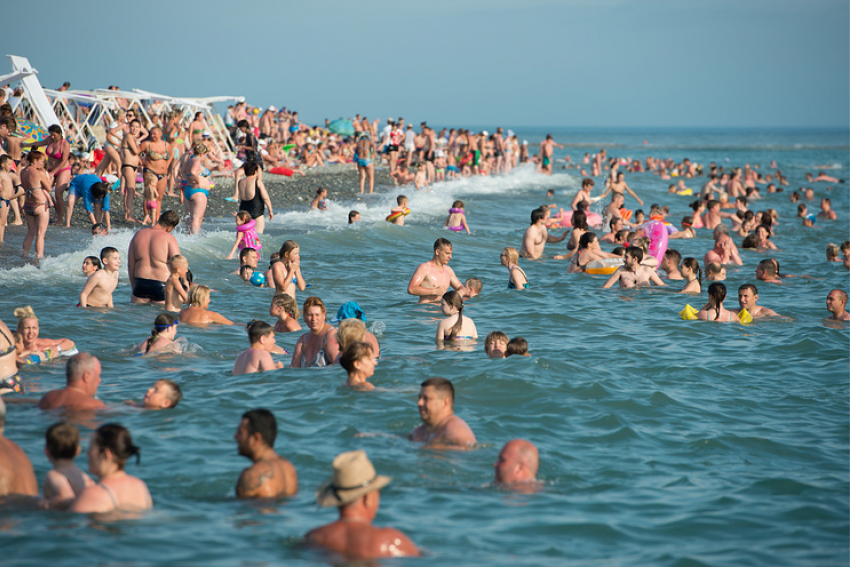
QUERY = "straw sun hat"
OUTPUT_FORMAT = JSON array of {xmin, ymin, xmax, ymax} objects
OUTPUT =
[{"xmin": 315, "ymin": 450, "xmax": 392, "ymax": 507}]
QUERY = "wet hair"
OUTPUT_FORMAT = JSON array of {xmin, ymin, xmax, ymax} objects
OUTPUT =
[
  {"xmin": 45, "ymin": 422, "xmax": 81, "ymax": 460},
  {"xmin": 609, "ymin": 216, "xmax": 622, "ymax": 230},
  {"xmin": 759, "ymin": 213, "xmax": 773, "ymax": 230},
  {"xmin": 826, "ymin": 243, "xmax": 840, "ymax": 260},
  {"xmin": 739, "ymin": 283, "xmax": 758, "ymax": 296},
  {"xmin": 485, "ymin": 331, "xmax": 509, "ymax": 356},
  {"xmin": 502, "ymin": 247, "xmax": 519, "ymax": 264},
  {"xmin": 316, "ymin": 187, "xmax": 327, "ymax": 196},
  {"xmin": 247, "ymin": 320, "xmax": 274, "ymax": 344},
  {"xmin": 530, "ymin": 208, "xmax": 546, "ymax": 224},
  {"xmin": 146, "ymin": 313, "xmax": 177, "ymax": 353},
  {"xmin": 689, "ymin": 200, "xmax": 703, "ymax": 212},
  {"xmin": 664, "ymin": 248, "xmax": 682, "ymax": 267},
  {"xmin": 348, "ymin": 210, "xmax": 360, "ymax": 224},
  {"xmin": 302, "ymin": 296, "xmax": 327, "ymax": 316},
  {"xmin": 94, "ymin": 423, "xmax": 141, "ymax": 469},
  {"xmin": 433, "ymin": 237, "xmax": 452, "ymax": 251},
  {"xmin": 169, "ymin": 255, "xmax": 188, "ymax": 271},
  {"xmin": 279, "ymin": 240, "xmax": 299, "ymax": 259},
  {"xmin": 337, "ymin": 318, "xmax": 366, "ymax": 351},
  {"xmin": 706, "ymin": 262, "xmax": 723, "ymax": 277},
  {"xmin": 157, "ymin": 379, "xmax": 182, "ymax": 407},
  {"xmin": 452, "ymin": 200, "xmax": 464, "ymax": 209},
  {"xmin": 614, "ymin": 229, "xmax": 630, "ymax": 244},
  {"xmin": 100, "ymin": 246, "xmax": 118, "ymax": 262},
  {"xmin": 611, "ymin": 246, "xmax": 625, "ymax": 256},
  {"xmin": 442, "ymin": 291, "xmax": 465, "ymax": 340},
  {"xmin": 239, "ymin": 247, "xmax": 257, "ymax": 263},
  {"xmin": 796, "ymin": 203, "xmax": 808, "ymax": 216},
  {"xmin": 188, "ymin": 285, "xmax": 211, "ymax": 307},
  {"xmin": 239, "ymin": 265, "xmax": 253, "ymax": 279},
  {"xmin": 758, "ymin": 259, "xmax": 777, "ymax": 277},
  {"xmin": 340, "ymin": 341, "xmax": 373, "ymax": 373},
  {"xmin": 578, "ymin": 231, "xmax": 597, "ymax": 250},
  {"xmin": 271, "ymin": 293, "xmax": 299, "ymax": 319},
  {"xmin": 625, "ymin": 246, "xmax": 644, "ymax": 264},
  {"xmin": 571, "ymin": 210, "xmax": 589, "ymax": 231},
  {"xmin": 706, "ymin": 199, "xmax": 720, "ymax": 210},
  {"xmin": 707, "ymin": 283, "xmax": 727, "ymax": 320},
  {"xmin": 84, "ymin": 255, "xmax": 102, "ymax": 270},
  {"xmin": 682, "ymin": 257, "xmax": 701, "ymax": 284},
  {"xmin": 742, "ymin": 234, "xmax": 759, "ymax": 249},
  {"xmin": 505, "ymin": 337, "xmax": 529, "ymax": 357},
  {"xmin": 158, "ymin": 210, "xmax": 180, "ymax": 229},
  {"xmin": 397, "ymin": 195, "xmax": 408, "ymax": 205},
  {"xmin": 236, "ymin": 211, "xmax": 251, "ymax": 224},
  {"xmin": 421, "ymin": 377, "xmax": 455, "ymax": 404},
  {"xmin": 241, "ymin": 409, "xmax": 276, "ymax": 448},
  {"xmin": 465, "ymin": 278, "xmax": 483, "ymax": 294}
]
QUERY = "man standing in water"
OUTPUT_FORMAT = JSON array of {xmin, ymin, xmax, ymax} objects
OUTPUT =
[
  {"xmin": 520, "ymin": 207, "xmax": 568, "ymax": 259},
  {"xmin": 0, "ymin": 397, "xmax": 38, "ymax": 498},
  {"xmin": 234, "ymin": 408, "xmax": 298, "ymax": 499},
  {"xmin": 306, "ymin": 450, "xmax": 420, "ymax": 559},
  {"xmin": 539, "ymin": 134, "xmax": 562, "ymax": 176},
  {"xmin": 408, "ymin": 238, "xmax": 466, "ymax": 303},
  {"xmin": 409, "ymin": 377, "xmax": 476, "ymax": 449},
  {"xmin": 127, "ymin": 211, "xmax": 181, "ymax": 304},
  {"xmin": 38, "ymin": 353, "xmax": 105, "ymax": 411}
]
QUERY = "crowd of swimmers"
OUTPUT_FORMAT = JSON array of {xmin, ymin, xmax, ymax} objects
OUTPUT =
[{"xmin": 1, "ymin": 119, "xmax": 848, "ymax": 559}]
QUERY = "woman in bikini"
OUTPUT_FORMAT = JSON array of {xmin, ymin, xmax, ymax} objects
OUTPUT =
[
  {"xmin": 179, "ymin": 143, "xmax": 213, "ymax": 234},
  {"xmin": 121, "ymin": 119, "xmax": 143, "ymax": 222},
  {"xmin": 14, "ymin": 305, "xmax": 76, "ymax": 361},
  {"xmin": 44, "ymin": 125, "xmax": 71, "ymax": 225},
  {"xmin": 566, "ymin": 232, "xmax": 621, "ymax": 274},
  {"xmin": 0, "ymin": 316, "xmax": 23, "ymax": 394},
  {"xmin": 554, "ymin": 210, "xmax": 591, "ymax": 260},
  {"xmin": 188, "ymin": 112, "xmax": 206, "ymax": 145},
  {"xmin": 271, "ymin": 240, "xmax": 307, "ymax": 300},
  {"xmin": 270, "ymin": 293, "xmax": 302, "ymax": 333},
  {"xmin": 501, "ymin": 247, "xmax": 529, "ymax": 289},
  {"xmin": 436, "ymin": 291, "xmax": 478, "ymax": 344},
  {"xmin": 165, "ymin": 111, "xmax": 187, "ymax": 198},
  {"xmin": 237, "ymin": 161, "xmax": 274, "ymax": 233},
  {"xmin": 290, "ymin": 296, "xmax": 339, "ymax": 368},
  {"xmin": 95, "ymin": 118, "xmax": 124, "ymax": 178},
  {"xmin": 70, "ymin": 424, "xmax": 153, "ymax": 514},
  {"xmin": 21, "ymin": 151, "xmax": 54, "ymax": 261},
  {"xmin": 140, "ymin": 127, "xmax": 172, "ymax": 214},
  {"xmin": 697, "ymin": 282, "xmax": 739, "ymax": 323},
  {"xmin": 680, "ymin": 258, "xmax": 702, "ymax": 294}
]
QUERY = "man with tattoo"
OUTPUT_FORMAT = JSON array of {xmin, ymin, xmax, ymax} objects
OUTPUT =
[{"xmin": 234, "ymin": 408, "xmax": 298, "ymax": 499}]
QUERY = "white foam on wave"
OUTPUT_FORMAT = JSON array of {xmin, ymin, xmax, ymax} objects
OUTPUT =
[{"xmin": 262, "ymin": 166, "xmax": 578, "ymax": 231}]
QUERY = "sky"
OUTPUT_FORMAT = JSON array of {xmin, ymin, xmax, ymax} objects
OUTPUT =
[{"xmin": 4, "ymin": 0, "xmax": 848, "ymax": 129}]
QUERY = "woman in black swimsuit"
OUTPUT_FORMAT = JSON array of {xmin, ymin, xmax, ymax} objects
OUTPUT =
[{"xmin": 237, "ymin": 161, "xmax": 274, "ymax": 233}]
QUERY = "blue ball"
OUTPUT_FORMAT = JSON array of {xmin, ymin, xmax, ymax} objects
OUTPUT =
[{"xmin": 250, "ymin": 272, "xmax": 266, "ymax": 287}]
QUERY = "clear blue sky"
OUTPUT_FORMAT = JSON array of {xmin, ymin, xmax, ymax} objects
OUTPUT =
[{"xmin": 5, "ymin": 0, "xmax": 848, "ymax": 128}]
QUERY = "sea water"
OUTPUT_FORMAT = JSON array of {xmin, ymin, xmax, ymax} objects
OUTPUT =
[{"xmin": 1, "ymin": 127, "xmax": 848, "ymax": 567}]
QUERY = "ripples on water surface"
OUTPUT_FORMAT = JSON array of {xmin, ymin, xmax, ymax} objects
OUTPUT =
[{"xmin": 1, "ymin": 128, "xmax": 848, "ymax": 566}]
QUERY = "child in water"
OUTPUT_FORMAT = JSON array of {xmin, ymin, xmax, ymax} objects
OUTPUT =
[
  {"xmin": 436, "ymin": 291, "xmax": 478, "ymax": 342},
  {"xmin": 41, "ymin": 422, "xmax": 94, "ymax": 509},
  {"xmin": 310, "ymin": 187, "xmax": 329, "ymax": 210},
  {"xmin": 164, "ymin": 255, "xmax": 191, "ymax": 312},
  {"xmin": 444, "ymin": 200, "xmax": 470, "ymax": 234},
  {"xmin": 226, "ymin": 211, "xmax": 262, "ymax": 260},
  {"xmin": 137, "ymin": 313, "xmax": 181, "ymax": 355},
  {"xmin": 81, "ymin": 256, "xmax": 101, "ymax": 276},
  {"xmin": 414, "ymin": 163, "xmax": 429, "ymax": 192},
  {"xmin": 387, "ymin": 195, "xmax": 409, "ymax": 226},
  {"xmin": 232, "ymin": 320, "xmax": 285, "ymax": 376},
  {"xmin": 141, "ymin": 176, "xmax": 158, "ymax": 225}
]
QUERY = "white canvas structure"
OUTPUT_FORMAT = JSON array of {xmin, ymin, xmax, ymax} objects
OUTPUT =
[{"xmin": 4, "ymin": 54, "xmax": 243, "ymax": 159}]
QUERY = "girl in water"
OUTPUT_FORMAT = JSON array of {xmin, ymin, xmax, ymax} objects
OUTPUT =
[
  {"xmin": 501, "ymin": 247, "xmax": 529, "ymax": 289},
  {"xmin": 269, "ymin": 293, "xmax": 302, "ymax": 333},
  {"xmin": 680, "ymin": 258, "xmax": 702, "ymax": 294},
  {"xmin": 82, "ymin": 256, "xmax": 102, "ymax": 276},
  {"xmin": 339, "ymin": 341, "xmax": 376, "ymax": 391},
  {"xmin": 436, "ymin": 291, "xmax": 478, "ymax": 342},
  {"xmin": 444, "ymin": 200, "xmax": 470, "ymax": 234},
  {"xmin": 697, "ymin": 283, "xmax": 739, "ymax": 323},
  {"xmin": 70, "ymin": 424, "xmax": 153, "ymax": 514},
  {"xmin": 137, "ymin": 313, "xmax": 181, "ymax": 355},
  {"xmin": 226, "ymin": 211, "xmax": 262, "ymax": 260},
  {"xmin": 669, "ymin": 216, "xmax": 697, "ymax": 239},
  {"xmin": 272, "ymin": 240, "xmax": 307, "ymax": 300}
]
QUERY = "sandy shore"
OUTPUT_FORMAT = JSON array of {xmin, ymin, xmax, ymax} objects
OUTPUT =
[{"xmin": 65, "ymin": 164, "xmax": 397, "ymax": 230}]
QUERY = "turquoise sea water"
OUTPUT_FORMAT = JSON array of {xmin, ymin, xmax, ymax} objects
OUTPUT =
[{"xmin": 1, "ymin": 127, "xmax": 848, "ymax": 566}]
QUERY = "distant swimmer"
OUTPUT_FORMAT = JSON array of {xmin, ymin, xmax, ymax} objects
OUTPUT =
[
  {"xmin": 602, "ymin": 246, "xmax": 666, "ymax": 289},
  {"xmin": 38, "ymin": 353, "xmax": 105, "ymax": 411},
  {"xmin": 825, "ymin": 289, "xmax": 850, "ymax": 321},
  {"xmin": 0, "ymin": 397, "xmax": 38, "ymax": 498},
  {"xmin": 818, "ymin": 198, "xmax": 837, "ymax": 220},
  {"xmin": 520, "ymin": 207, "xmax": 568, "ymax": 260},
  {"xmin": 810, "ymin": 171, "xmax": 841, "ymax": 183},
  {"xmin": 127, "ymin": 210, "xmax": 181, "ymax": 304},
  {"xmin": 734, "ymin": 284, "xmax": 779, "ymax": 318},
  {"xmin": 494, "ymin": 439, "xmax": 540, "ymax": 491},
  {"xmin": 538, "ymin": 134, "xmax": 563, "ymax": 176},
  {"xmin": 407, "ymin": 238, "xmax": 467, "ymax": 303},
  {"xmin": 409, "ymin": 377, "xmax": 477, "ymax": 450},
  {"xmin": 305, "ymin": 450, "xmax": 420, "ymax": 560},
  {"xmin": 234, "ymin": 409, "xmax": 298, "ymax": 499}
]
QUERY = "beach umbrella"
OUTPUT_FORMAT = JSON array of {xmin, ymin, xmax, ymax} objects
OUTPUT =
[
  {"xmin": 327, "ymin": 119, "xmax": 355, "ymax": 137},
  {"xmin": 15, "ymin": 119, "xmax": 48, "ymax": 145}
]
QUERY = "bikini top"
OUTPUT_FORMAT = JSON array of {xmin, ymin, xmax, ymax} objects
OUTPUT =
[
  {"xmin": 0, "ymin": 327, "xmax": 15, "ymax": 357},
  {"xmin": 146, "ymin": 145, "xmax": 169, "ymax": 161}
]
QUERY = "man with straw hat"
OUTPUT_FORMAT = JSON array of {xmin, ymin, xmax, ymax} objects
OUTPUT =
[{"xmin": 305, "ymin": 450, "xmax": 420, "ymax": 560}]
